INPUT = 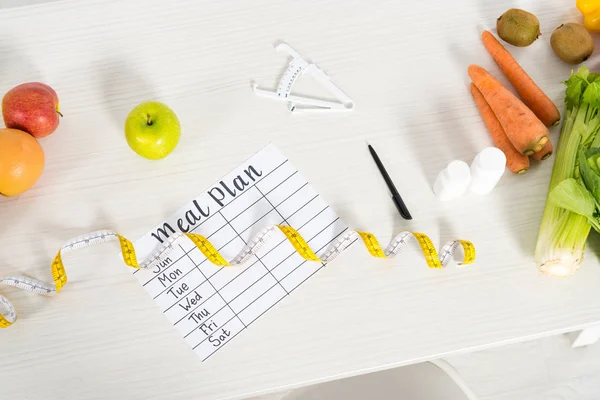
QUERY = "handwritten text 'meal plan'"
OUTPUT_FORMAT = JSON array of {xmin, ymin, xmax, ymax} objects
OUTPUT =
[{"xmin": 150, "ymin": 164, "xmax": 263, "ymax": 244}]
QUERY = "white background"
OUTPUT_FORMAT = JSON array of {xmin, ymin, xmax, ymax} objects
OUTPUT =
[{"xmin": 1, "ymin": 0, "xmax": 599, "ymax": 399}]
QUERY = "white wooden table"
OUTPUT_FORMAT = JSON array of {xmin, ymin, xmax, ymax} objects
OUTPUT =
[{"xmin": 1, "ymin": 0, "xmax": 599, "ymax": 399}]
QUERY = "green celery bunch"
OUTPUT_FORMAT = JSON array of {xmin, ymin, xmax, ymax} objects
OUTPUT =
[{"xmin": 536, "ymin": 66, "xmax": 600, "ymax": 277}]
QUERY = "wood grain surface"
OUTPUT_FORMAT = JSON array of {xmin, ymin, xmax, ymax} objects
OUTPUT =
[{"xmin": 0, "ymin": 0, "xmax": 598, "ymax": 399}]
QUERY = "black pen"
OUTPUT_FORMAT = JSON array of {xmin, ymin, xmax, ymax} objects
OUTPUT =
[{"xmin": 368, "ymin": 144, "xmax": 412, "ymax": 220}]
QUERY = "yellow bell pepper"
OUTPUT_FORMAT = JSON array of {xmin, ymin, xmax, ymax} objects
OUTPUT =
[{"xmin": 578, "ymin": 0, "xmax": 600, "ymax": 32}]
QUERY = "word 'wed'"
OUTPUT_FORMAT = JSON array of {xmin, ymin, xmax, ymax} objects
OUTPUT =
[{"xmin": 208, "ymin": 165, "xmax": 262, "ymax": 206}]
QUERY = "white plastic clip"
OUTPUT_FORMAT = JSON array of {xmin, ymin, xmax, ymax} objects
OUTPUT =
[{"xmin": 253, "ymin": 42, "xmax": 354, "ymax": 113}]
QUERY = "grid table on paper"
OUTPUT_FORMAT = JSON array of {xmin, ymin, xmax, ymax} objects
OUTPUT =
[{"xmin": 133, "ymin": 145, "xmax": 348, "ymax": 360}]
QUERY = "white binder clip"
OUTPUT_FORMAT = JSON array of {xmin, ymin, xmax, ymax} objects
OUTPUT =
[{"xmin": 253, "ymin": 42, "xmax": 354, "ymax": 113}]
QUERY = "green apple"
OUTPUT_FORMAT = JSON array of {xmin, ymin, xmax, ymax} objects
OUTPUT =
[{"xmin": 125, "ymin": 101, "xmax": 181, "ymax": 160}]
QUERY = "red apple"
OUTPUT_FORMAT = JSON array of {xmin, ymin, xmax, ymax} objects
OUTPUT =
[{"xmin": 2, "ymin": 82, "xmax": 61, "ymax": 138}]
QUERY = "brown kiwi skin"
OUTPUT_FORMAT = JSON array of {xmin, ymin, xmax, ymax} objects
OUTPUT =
[
  {"xmin": 497, "ymin": 9, "xmax": 541, "ymax": 47},
  {"xmin": 551, "ymin": 23, "xmax": 595, "ymax": 65}
]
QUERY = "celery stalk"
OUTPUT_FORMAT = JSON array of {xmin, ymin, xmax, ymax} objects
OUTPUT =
[{"xmin": 535, "ymin": 67, "xmax": 600, "ymax": 276}]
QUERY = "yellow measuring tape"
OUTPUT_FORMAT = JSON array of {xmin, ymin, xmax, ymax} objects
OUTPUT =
[{"xmin": 0, "ymin": 226, "xmax": 475, "ymax": 328}]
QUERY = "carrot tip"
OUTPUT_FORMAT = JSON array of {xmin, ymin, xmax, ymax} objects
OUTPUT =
[
  {"xmin": 541, "ymin": 152, "xmax": 552, "ymax": 160},
  {"xmin": 524, "ymin": 150, "xmax": 534, "ymax": 156},
  {"xmin": 532, "ymin": 139, "xmax": 548, "ymax": 153},
  {"xmin": 516, "ymin": 169, "xmax": 528, "ymax": 174},
  {"xmin": 552, "ymin": 120, "xmax": 560, "ymax": 127}
]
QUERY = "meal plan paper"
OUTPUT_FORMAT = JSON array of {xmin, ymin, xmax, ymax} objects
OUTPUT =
[{"xmin": 132, "ymin": 144, "xmax": 348, "ymax": 360}]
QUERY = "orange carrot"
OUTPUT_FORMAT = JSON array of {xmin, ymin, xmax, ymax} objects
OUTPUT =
[
  {"xmin": 470, "ymin": 83, "xmax": 529, "ymax": 174},
  {"xmin": 482, "ymin": 31, "xmax": 561, "ymax": 127},
  {"xmin": 531, "ymin": 139, "xmax": 553, "ymax": 161},
  {"xmin": 468, "ymin": 64, "xmax": 549, "ymax": 155}
]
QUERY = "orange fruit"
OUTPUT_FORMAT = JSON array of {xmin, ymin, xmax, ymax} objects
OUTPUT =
[{"xmin": 0, "ymin": 128, "xmax": 44, "ymax": 196}]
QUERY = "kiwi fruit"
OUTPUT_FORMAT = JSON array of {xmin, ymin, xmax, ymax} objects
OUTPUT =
[
  {"xmin": 497, "ymin": 9, "xmax": 541, "ymax": 47},
  {"xmin": 551, "ymin": 23, "xmax": 594, "ymax": 65}
]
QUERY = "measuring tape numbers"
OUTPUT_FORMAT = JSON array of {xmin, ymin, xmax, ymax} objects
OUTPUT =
[{"xmin": 0, "ymin": 226, "xmax": 475, "ymax": 328}]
